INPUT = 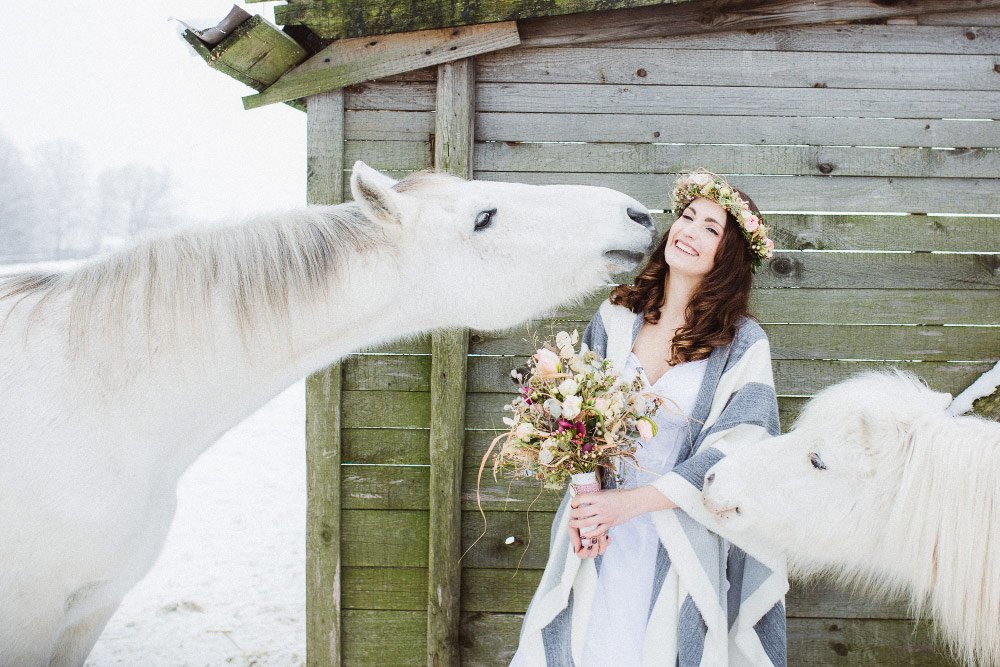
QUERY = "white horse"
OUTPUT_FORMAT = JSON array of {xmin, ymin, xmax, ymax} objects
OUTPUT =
[
  {"xmin": 700, "ymin": 369, "xmax": 1000, "ymax": 666},
  {"xmin": 0, "ymin": 161, "xmax": 656, "ymax": 667}
]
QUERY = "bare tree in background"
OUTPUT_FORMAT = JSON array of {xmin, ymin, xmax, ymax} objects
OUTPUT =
[
  {"xmin": 97, "ymin": 164, "xmax": 179, "ymax": 238},
  {"xmin": 34, "ymin": 140, "xmax": 97, "ymax": 259},
  {"xmin": 0, "ymin": 130, "xmax": 183, "ymax": 263},
  {"xmin": 0, "ymin": 133, "xmax": 42, "ymax": 261}
]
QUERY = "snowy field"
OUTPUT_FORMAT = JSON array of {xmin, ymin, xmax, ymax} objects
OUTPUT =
[
  {"xmin": 85, "ymin": 381, "xmax": 308, "ymax": 667},
  {"xmin": 87, "ymin": 381, "xmax": 306, "ymax": 667},
  {"xmin": 3, "ymin": 261, "xmax": 308, "ymax": 666}
]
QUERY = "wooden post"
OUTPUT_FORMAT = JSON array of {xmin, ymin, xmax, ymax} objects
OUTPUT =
[
  {"xmin": 427, "ymin": 58, "xmax": 474, "ymax": 667},
  {"xmin": 305, "ymin": 90, "xmax": 345, "ymax": 667}
]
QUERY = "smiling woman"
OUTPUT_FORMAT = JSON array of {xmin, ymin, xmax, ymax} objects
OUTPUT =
[{"xmin": 511, "ymin": 169, "xmax": 787, "ymax": 667}]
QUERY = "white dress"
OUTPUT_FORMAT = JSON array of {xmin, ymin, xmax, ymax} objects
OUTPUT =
[{"xmin": 579, "ymin": 352, "xmax": 708, "ymax": 667}]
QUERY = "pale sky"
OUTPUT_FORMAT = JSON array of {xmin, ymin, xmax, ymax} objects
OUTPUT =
[{"xmin": 2, "ymin": 1, "xmax": 306, "ymax": 222}]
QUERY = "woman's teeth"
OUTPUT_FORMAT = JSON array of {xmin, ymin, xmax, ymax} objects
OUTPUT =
[{"xmin": 675, "ymin": 240, "xmax": 698, "ymax": 256}]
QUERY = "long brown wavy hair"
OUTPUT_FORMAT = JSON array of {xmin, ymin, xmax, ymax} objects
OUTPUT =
[{"xmin": 610, "ymin": 188, "xmax": 761, "ymax": 365}]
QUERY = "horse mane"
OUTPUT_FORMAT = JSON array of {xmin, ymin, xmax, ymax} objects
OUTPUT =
[
  {"xmin": 793, "ymin": 370, "xmax": 1000, "ymax": 667},
  {"xmin": 0, "ymin": 202, "xmax": 389, "ymax": 351}
]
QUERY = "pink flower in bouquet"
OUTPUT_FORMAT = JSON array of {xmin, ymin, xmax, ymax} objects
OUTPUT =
[
  {"xmin": 520, "ymin": 385, "xmax": 533, "ymax": 404},
  {"xmin": 534, "ymin": 348, "xmax": 561, "ymax": 377},
  {"xmin": 557, "ymin": 419, "xmax": 587, "ymax": 443},
  {"xmin": 636, "ymin": 417, "xmax": 655, "ymax": 441}
]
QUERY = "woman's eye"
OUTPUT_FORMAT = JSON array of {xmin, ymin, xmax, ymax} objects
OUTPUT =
[
  {"xmin": 682, "ymin": 215, "xmax": 693, "ymax": 221},
  {"xmin": 707, "ymin": 228, "xmax": 719, "ymax": 236},
  {"xmin": 474, "ymin": 208, "xmax": 497, "ymax": 231},
  {"xmin": 809, "ymin": 452, "xmax": 827, "ymax": 471}
]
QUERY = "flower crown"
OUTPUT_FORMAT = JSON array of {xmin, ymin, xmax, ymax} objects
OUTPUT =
[{"xmin": 670, "ymin": 169, "xmax": 774, "ymax": 272}]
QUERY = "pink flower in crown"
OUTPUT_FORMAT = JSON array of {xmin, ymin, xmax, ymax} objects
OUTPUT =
[
  {"xmin": 765, "ymin": 237, "xmax": 775, "ymax": 254},
  {"xmin": 743, "ymin": 214, "xmax": 760, "ymax": 233}
]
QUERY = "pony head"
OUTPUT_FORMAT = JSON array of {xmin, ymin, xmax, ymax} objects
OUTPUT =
[
  {"xmin": 701, "ymin": 370, "xmax": 953, "ymax": 568},
  {"xmin": 348, "ymin": 161, "xmax": 657, "ymax": 330}
]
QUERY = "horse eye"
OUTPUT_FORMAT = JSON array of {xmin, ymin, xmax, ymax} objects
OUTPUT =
[
  {"xmin": 474, "ymin": 208, "xmax": 496, "ymax": 231},
  {"xmin": 809, "ymin": 452, "xmax": 827, "ymax": 471}
]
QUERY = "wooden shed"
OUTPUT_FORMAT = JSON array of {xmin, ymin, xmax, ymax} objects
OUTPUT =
[{"xmin": 187, "ymin": 1, "xmax": 1000, "ymax": 664}]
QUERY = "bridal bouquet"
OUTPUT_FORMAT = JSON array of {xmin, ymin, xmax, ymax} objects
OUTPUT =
[{"xmin": 486, "ymin": 330, "xmax": 663, "ymax": 496}]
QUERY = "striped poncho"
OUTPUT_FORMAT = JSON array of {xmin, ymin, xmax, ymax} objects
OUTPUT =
[{"xmin": 511, "ymin": 299, "xmax": 788, "ymax": 666}]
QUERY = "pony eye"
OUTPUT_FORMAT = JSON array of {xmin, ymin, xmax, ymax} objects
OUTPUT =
[
  {"xmin": 474, "ymin": 208, "xmax": 496, "ymax": 231},
  {"xmin": 809, "ymin": 452, "xmax": 827, "ymax": 471}
]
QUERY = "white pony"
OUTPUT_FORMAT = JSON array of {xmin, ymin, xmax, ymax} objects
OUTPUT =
[
  {"xmin": 0, "ymin": 161, "xmax": 656, "ymax": 667},
  {"xmin": 700, "ymin": 369, "xmax": 1000, "ymax": 666}
]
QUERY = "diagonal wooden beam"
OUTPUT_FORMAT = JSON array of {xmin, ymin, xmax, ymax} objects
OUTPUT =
[
  {"xmin": 519, "ymin": 0, "xmax": 1000, "ymax": 47},
  {"xmin": 243, "ymin": 22, "xmax": 519, "ymax": 110}
]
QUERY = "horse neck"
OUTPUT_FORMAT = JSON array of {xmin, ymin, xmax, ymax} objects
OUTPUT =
[{"xmin": 41, "ymin": 227, "xmax": 437, "ymax": 481}]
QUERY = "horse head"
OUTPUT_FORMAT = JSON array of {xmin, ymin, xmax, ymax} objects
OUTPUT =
[
  {"xmin": 348, "ymin": 161, "xmax": 657, "ymax": 331},
  {"xmin": 700, "ymin": 369, "xmax": 953, "ymax": 568}
]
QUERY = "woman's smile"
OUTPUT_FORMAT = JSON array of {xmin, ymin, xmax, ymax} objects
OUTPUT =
[{"xmin": 673, "ymin": 239, "xmax": 699, "ymax": 257}]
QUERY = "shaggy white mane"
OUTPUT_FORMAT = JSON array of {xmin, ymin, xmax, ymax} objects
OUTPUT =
[
  {"xmin": 793, "ymin": 370, "xmax": 1000, "ymax": 667},
  {"xmin": 0, "ymin": 202, "xmax": 389, "ymax": 350}
]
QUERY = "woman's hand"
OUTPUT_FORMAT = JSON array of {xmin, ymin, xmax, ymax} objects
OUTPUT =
[
  {"xmin": 568, "ymin": 523, "xmax": 611, "ymax": 559},
  {"xmin": 568, "ymin": 485, "xmax": 678, "ymax": 548}
]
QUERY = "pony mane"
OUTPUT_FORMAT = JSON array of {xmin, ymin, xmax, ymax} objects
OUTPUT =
[
  {"xmin": 792, "ymin": 369, "xmax": 1000, "ymax": 666},
  {"xmin": 0, "ymin": 202, "xmax": 389, "ymax": 352}
]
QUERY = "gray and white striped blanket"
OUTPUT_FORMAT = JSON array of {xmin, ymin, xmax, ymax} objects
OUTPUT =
[{"xmin": 511, "ymin": 299, "xmax": 788, "ymax": 666}]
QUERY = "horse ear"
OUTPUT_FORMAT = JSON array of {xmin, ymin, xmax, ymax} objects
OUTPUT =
[{"xmin": 350, "ymin": 161, "xmax": 402, "ymax": 225}]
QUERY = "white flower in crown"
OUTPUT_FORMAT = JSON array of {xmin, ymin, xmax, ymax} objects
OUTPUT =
[{"xmin": 688, "ymin": 172, "xmax": 713, "ymax": 186}]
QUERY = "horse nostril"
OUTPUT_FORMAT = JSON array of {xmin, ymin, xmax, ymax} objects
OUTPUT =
[
  {"xmin": 627, "ymin": 207, "xmax": 655, "ymax": 231},
  {"xmin": 704, "ymin": 472, "xmax": 715, "ymax": 488}
]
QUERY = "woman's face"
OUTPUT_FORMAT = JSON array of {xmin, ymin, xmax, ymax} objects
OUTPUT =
[{"xmin": 664, "ymin": 197, "xmax": 727, "ymax": 278}]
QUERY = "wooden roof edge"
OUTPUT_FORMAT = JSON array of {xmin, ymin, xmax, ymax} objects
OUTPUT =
[
  {"xmin": 242, "ymin": 21, "xmax": 520, "ymax": 110},
  {"xmin": 180, "ymin": 9, "xmax": 309, "ymax": 111},
  {"xmin": 271, "ymin": 0, "xmax": 700, "ymax": 41},
  {"xmin": 266, "ymin": 0, "xmax": 1000, "ymax": 41}
]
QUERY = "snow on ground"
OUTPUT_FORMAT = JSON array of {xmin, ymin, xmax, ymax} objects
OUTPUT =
[{"xmin": 85, "ymin": 381, "xmax": 307, "ymax": 667}]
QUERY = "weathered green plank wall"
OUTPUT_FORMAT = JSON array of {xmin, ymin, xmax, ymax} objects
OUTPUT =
[{"xmin": 310, "ymin": 8, "xmax": 1000, "ymax": 666}]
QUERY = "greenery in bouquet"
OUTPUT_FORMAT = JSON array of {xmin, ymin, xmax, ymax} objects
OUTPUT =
[{"xmin": 488, "ymin": 330, "xmax": 664, "ymax": 490}]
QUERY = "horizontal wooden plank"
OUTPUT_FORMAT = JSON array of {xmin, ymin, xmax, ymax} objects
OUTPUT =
[
  {"xmin": 515, "ymin": 0, "xmax": 1000, "ymax": 48},
  {"xmin": 343, "ymin": 355, "xmax": 994, "ymax": 395},
  {"xmin": 345, "ymin": 81, "xmax": 1000, "ymax": 119},
  {"xmin": 471, "ymin": 173, "xmax": 1000, "ymax": 214},
  {"xmin": 918, "ymin": 9, "xmax": 1000, "ymax": 26},
  {"xmin": 465, "ymin": 323, "xmax": 1000, "ymax": 360},
  {"xmin": 529, "ymin": 288, "xmax": 1000, "ymax": 325},
  {"xmin": 343, "ymin": 566, "xmax": 915, "ymax": 618},
  {"xmin": 346, "ymin": 110, "xmax": 1000, "ymax": 148},
  {"xmin": 349, "ymin": 140, "xmax": 1000, "ymax": 179},
  {"xmin": 340, "ymin": 609, "xmax": 957, "ymax": 665},
  {"xmin": 342, "ymin": 509, "xmax": 555, "ymax": 569},
  {"xmin": 762, "ymin": 214, "xmax": 1000, "ymax": 252},
  {"xmin": 473, "ymin": 142, "xmax": 1000, "ymax": 179},
  {"xmin": 345, "ymin": 140, "xmax": 432, "ymax": 171},
  {"xmin": 342, "ymin": 427, "xmax": 429, "ymax": 464},
  {"xmin": 477, "ymin": 47, "xmax": 1000, "ymax": 91},
  {"xmin": 477, "ymin": 83, "xmax": 1000, "ymax": 119},
  {"xmin": 585, "ymin": 24, "xmax": 1000, "ymax": 54}
]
